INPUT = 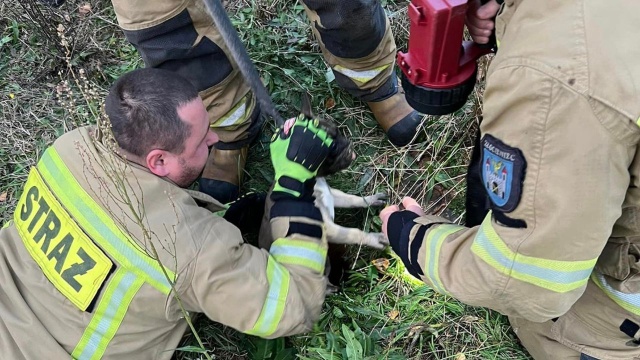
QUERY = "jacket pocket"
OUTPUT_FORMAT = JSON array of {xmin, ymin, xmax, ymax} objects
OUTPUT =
[{"xmin": 596, "ymin": 237, "xmax": 640, "ymax": 293}]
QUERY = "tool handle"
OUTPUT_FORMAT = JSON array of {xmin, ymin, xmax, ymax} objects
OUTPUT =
[{"xmin": 202, "ymin": 0, "xmax": 285, "ymax": 126}]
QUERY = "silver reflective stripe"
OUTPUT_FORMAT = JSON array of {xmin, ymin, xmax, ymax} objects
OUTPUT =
[
  {"xmin": 333, "ymin": 64, "xmax": 390, "ymax": 84},
  {"xmin": 72, "ymin": 270, "xmax": 144, "ymax": 359},
  {"xmin": 215, "ymin": 99, "xmax": 247, "ymax": 127},
  {"xmin": 593, "ymin": 272, "xmax": 640, "ymax": 315}
]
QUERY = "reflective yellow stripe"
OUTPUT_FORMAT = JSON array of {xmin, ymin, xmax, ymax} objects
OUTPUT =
[
  {"xmin": 423, "ymin": 224, "xmax": 465, "ymax": 295},
  {"xmin": 636, "ymin": 116, "xmax": 640, "ymax": 127},
  {"xmin": 72, "ymin": 269, "xmax": 144, "ymax": 359},
  {"xmin": 29, "ymin": 146, "xmax": 177, "ymax": 358},
  {"xmin": 270, "ymin": 238, "xmax": 327, "ymax": 274},
  {"xmin": 37, "ymin": 148, "xmax": 173, "ymax": 294},
  {"xmin": 593, "ymin": 272, "xmax": 640, "ymax": 315},
  {"xmin": 246, "ymin": 257, "xmax": 290, "ymax": 337},
  {"xmin": 333, "ymin": 64, "xmax": 390, "ymax": 84},
  {"xmin": 471, "ymin": 213, "xmax": 596, "ymax": 293}
]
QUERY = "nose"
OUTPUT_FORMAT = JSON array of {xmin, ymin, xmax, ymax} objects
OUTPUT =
[{"xmin": 207, "ymin": 130, "xmax": 219, "ymax": 146}]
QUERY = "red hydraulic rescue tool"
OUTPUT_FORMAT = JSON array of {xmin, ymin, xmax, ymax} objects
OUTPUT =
[{"xmin": 397, "ymin": 0, "xmax": 496, "ymax": 115}]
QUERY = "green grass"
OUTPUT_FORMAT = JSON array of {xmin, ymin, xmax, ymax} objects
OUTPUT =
[{"xmin": 0, "ymin": 0, "xmax": 530, "ymax": 359}]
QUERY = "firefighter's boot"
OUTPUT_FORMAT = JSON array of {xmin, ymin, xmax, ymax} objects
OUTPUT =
[
  {"xmin": 367, "ymin": 92, "xmax": 425, "ymax": 147},
  {"xmin": 199, "ymin": 146, "xmax": 248, "ymax": 204}
]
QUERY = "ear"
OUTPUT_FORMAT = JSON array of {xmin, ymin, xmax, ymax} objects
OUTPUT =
[
  {"xmin": 146, "ymin": 149, "xmax": 171, "ymax": 177},
  {"xmin": 300, "ymin": 92, "xmax": 314, "ymax": 119}
]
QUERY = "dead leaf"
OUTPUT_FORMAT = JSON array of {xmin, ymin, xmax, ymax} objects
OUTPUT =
[
  {"xmin": 325, "ymin": 97, "xmax": 335, "ymax": 110},
  {"xmin": 79, "ymin": 3, "xmax": 92, "ymax": 16},
  {"xmin": 455, "ymin": 353, "xmax": 466, "ymax": 360},
  {"xmin": 387, "ymin": 309, "xmax": 399, "ymax": 320},
  {"xmin": 0, "ymin": 192, "xmax": 6, "ymax": 202},
  {"xmin": 408, "ymin": 323, "xmax": 440, "ymax": 337},
  {"xmin": 460, "ymin": 315, "xmax": 480, "ymax": 324},
  {"xmin": 408, "ymin": 324, "xmax": 423, "ymax": 337},
  {"xmin": 372, "ymin": 258, "xmax": 390, "ymax": 273}
]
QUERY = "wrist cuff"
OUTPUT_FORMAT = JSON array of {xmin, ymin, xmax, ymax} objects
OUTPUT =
[
  {"xmin": 272, "ymin": 177, "xmax": 315, "ymax": 200},
  {"xmin": 387, "ymin": 211, "xmax": 419, "ymax": 246},
  {"xmin": 270, "ymin": 198, "xmax": 322, "ymax": 222}
]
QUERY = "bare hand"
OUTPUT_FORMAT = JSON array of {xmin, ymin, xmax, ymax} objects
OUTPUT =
[{"xmin": 466, "ymin": 0, "xmax": 502, "ymax": 44}]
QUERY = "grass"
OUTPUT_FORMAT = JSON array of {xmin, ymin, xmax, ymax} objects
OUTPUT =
[{"xmin": 0, "ymin": 0, "xmax": 530, "ymax": 359}]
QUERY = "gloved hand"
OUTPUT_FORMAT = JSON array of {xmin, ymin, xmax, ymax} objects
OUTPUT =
[
  {"xmin": 223, "ymin": 192, "xmax": 266, "ymax": 239},
  {"xmin": 380, "ymin": 197, "xmax": 424, "ymax": 243},
  {"xmin": 380, "ymin": 197, "xmax": 425, "ymax": 277},
  {"xmin": 270, "ymin": 115, "xmax": 334, "ymax": 198}
]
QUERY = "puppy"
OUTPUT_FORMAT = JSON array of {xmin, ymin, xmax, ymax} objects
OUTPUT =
[
  {"xmin": 313, "ymin": 175, "xmax": 388, "ymax": 250},
  {"xmin": 258, "ymin": 114, "xmax": 388, "ymax": 252}
]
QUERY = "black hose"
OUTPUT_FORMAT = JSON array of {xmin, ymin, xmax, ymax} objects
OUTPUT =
[{"xmin": 202, "ymin": 0, "xmax": 285, "ymax": 127}]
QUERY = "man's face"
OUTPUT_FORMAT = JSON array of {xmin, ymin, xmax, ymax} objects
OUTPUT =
[{"xmin": 171, "ymin": 98, "xmax": 218, "ymax": 187}]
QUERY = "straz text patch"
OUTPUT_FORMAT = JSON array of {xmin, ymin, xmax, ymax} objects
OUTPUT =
[{"xmin": 15, "ymin": 169, "xmax": 112, "ymax": 311}]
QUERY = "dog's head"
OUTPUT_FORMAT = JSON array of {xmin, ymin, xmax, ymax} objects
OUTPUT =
[
  {"xmin": 299, "ymin": 96, "xmax": 355, "ymax": 177},
  {"xmin": 315, "ymin": 116, "xmax": 355, "ymax": 177}
]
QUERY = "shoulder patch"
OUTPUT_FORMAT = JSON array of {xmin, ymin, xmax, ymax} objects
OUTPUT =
[{"xmin": 481, "ymin": 134, "xmax": 526, "ymax": 212}]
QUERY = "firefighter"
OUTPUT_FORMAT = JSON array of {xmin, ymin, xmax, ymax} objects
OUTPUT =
[
  {"xmin": 0, "ymin": 68, "xmax": 334, "ymax": 359},
  {"xmin": 109, "ymin": 0, "xmax": 424, "ymax": 203},
  {"xmin": 381, "ymin": 0, "xmax": 640, "ymax": 359}
]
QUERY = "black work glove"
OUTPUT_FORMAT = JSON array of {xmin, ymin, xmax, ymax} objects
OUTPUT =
[
  {"xmin": 386, "ymin": 211, "xmax": 423, "ymax": 278},
  {"xmin": 223, "ymin": 192, "xmax": 266, "ymax": 236}
]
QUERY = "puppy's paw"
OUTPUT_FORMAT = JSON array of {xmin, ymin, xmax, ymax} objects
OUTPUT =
[
  {"xmin": 364, "ymin": 193, "xmax": 387, "ymax": 207},
  {"xmin": 365, "ymin": 232, "xmax": 390, "ymax": 250},
  {"xmin": 325, "ymin": 283, "xmax": 340, "ymax": 296}
]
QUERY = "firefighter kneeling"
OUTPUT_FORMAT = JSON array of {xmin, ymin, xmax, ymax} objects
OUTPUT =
[{"xmin": 0, "ymin": 68, "xmax": 336, "ymax": 360}]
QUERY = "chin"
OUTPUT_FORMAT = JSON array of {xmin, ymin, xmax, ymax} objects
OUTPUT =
[{"xmin": 173, "ymin": 172, "xmax": 201, "ymax": 188}]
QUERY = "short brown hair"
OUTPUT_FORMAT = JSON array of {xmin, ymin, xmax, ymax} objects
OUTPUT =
[{"xmin": 105, "ymin": 68, "xmax": 200, "ymax": 157}]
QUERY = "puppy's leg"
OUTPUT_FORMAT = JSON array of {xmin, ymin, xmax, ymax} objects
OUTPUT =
[
  {"xmin": 324, "ymin": 219, "xmax": 389, "ymax": 250},
  {"xmin": 330, "ymin": 188, "xmax": 387, "ymax": 208}
]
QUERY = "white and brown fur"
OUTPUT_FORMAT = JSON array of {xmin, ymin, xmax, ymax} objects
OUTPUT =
[{"xmin": 313, "ymin": 178, "xmax": 388, "ymax": 249}]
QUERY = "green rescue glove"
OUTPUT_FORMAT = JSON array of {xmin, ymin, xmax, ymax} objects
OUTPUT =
[{"xmin": 270, "ymin": 115, "xmax": 334, "ymax": 198}]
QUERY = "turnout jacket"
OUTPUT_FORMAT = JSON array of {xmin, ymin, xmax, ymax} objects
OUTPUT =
[
  {"xmin": 391, "ymin": 0, "xmax": 640, "ymax": 358},
  {"xmin": 0, "ymin": 127, "xmax": 328, "ymax": 359}
]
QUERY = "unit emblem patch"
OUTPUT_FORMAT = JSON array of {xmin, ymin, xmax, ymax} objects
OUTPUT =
[{"xmin": 481, "ymin": 134, "xmax": 526, "ymax": 212}]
